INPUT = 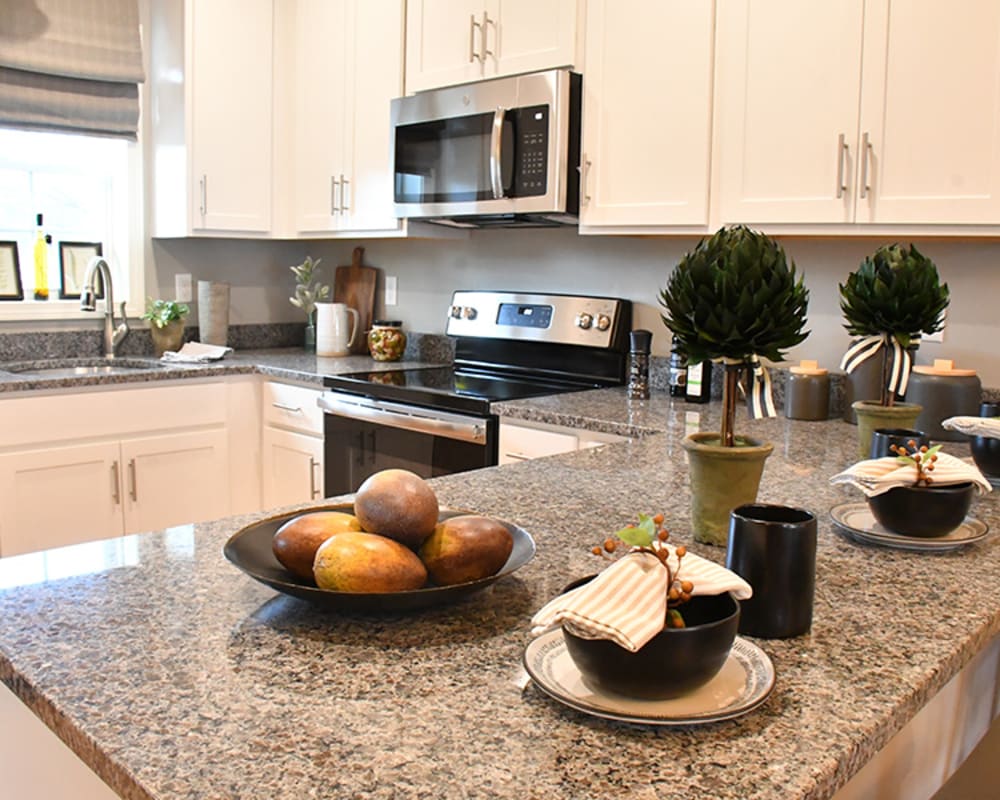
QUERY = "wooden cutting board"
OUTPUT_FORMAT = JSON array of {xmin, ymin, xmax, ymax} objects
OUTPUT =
[{"xmin": 333, "ymin": 246, "xmax": 378, "ymax": 355}]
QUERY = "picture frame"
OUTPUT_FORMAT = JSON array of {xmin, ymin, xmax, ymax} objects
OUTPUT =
[
  {"xmin": 59, "ymin": 241, "xmax": 103, "ymax": 300},
  {"xmin": 0, "ymin": 242, "xmax": 24, "ymax": 301}
]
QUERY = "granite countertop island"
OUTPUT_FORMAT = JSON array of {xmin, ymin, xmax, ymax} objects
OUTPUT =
[{"xmin": 1, "ymin": 387, "xmax": 998, "ymax": 800}]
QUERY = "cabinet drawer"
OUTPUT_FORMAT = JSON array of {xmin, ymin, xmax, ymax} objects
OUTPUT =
[
  {"xmin": 498, "ymin": 423, "xmax": 578, "ymax": 464},
  {"xmin": 262, "ymin": 381, "xmax": 323, "ymax": 436}
]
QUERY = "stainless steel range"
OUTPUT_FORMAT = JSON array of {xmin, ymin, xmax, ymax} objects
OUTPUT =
[{"xmin": 319, "ymin": 291, "xmax": 632, "ymax": 495}]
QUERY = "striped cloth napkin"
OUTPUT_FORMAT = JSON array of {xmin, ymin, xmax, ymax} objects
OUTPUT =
[
  {"xmin": 830, "ymin": 452, "xmax": 992, "ymax": 497},
  {"xmin": 942, "ymin": 416, "xmax": 1000, "ymax": 439},
  {"xmin": 530, "ymin": 546, "xmax": 752, "ymax": 653}
]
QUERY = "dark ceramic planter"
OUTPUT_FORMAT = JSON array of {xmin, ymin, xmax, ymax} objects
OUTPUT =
[
  {"xmin": 971, "ymin": 402, "xmax": 1000, "ymax": 479},
  {"xmin": 561, "ymin": 577, "xmax": 739, "ymax": 700},
  {"xmin": 868, "ymin": 482, "xmax": 975, "ymax": 537}
]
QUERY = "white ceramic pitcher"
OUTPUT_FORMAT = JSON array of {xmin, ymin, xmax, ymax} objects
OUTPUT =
[{"xmin": 316, "ymin": 302, "xmax": 359, "ymax": 357}]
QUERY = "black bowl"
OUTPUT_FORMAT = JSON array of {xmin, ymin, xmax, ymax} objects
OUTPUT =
[
  {"xmin": 867, "ymin": 482, "xmax": 975, "ymax": 538},
  {"xmin": 561, "ymin": 580, "xmax": 740, "ymax": 700}
]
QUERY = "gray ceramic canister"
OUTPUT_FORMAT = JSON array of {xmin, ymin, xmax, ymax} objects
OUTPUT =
[
  {"xmin": 785, "ymin": 360, "xmax": 830, "ymax": 421},
  {"xmin": 906, "ymin": 359, "xmax": 981, "ymax": 441}
]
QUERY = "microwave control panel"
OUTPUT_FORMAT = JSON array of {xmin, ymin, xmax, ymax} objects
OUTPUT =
[{"xmin": 512, "ymin": 105, "xmax": 549, "ymax": 197}]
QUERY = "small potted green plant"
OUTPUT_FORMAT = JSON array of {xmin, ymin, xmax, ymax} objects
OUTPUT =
[
  {"xmin": 659, "ymin": 225, "xmax": 810, "ymax": 545},
  {"xmin": 143, "ymin": 297, "xmax": 189, "ymax": 356},
  {"xmin": 839, "ymin": 243, "xmax": 949, "ymax": 459},
  {"xmin": 289, "ymin": 256, "xmax": 330, "ymax": 353}
]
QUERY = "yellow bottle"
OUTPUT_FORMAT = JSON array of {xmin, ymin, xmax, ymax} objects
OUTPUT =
[{"xmin": 33, "ymin": 213, "xmax": 49, "ymax": 301}]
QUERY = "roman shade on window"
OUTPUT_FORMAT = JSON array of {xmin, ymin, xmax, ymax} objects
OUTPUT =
[{"xmin": 0, "ymin": 0, "xmax": 145, "ymax": 139}]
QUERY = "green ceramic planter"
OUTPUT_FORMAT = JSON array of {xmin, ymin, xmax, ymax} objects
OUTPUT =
[
  {"xmin": 149, "ymin": 319, "xmax": 186, "ymax": 357},
  {"xmin": 682, "ymin": 432, "xmax": 773, "ymax": 547},
  {"xmin": 851, "ymin": 401, "xmax": 923, "ymax": 461}
]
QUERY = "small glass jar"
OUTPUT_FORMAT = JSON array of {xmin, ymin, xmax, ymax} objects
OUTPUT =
[{"xmin": 367, "ymin": 320, "xmax": 407, "ymax": 362}]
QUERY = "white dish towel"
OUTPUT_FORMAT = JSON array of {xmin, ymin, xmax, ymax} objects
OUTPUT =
[
  {"xmin": 942, "ymin": 415, "xmax": 1000, "ymax": 440},
  {"xmin": 530, "ymin": 547, "xmax": 752, "ymax": 653},
  {"xmin": 160, "ymin": 341, "xmax": 234, "ymax": 363},
  {"xmin": 830, "ymin": 452, "xmax": 992, "ymax": 497}
]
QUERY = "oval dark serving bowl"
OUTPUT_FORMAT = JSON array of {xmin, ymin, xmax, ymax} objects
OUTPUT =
[
  {"xmin": 867, "ymin": 482, "xmax": 975, "ymax": 538},
  {"xmin": 223, "ymin": 504, "xmax": 535, "ymax": 612},
  {"xmin": 560, "ymin": 576, "xmax": 740, "ymax": 700}
]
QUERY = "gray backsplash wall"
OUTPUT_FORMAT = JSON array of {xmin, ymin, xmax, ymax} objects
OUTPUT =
[
  {"xmin": 7, "ymin": 229, "xmax": 999, "ymax": 384},
  {"xmin": 155, "ymin": 229, "xmax": 1000, "ymax": 384}
]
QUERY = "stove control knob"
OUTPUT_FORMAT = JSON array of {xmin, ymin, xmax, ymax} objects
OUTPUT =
[
  {"xmin": 575, "ymin": 313, "xmax": 593, "ymax": 330},
  {"xmin": 595, "ymin": 314, "xmax": 611, "ymax": 332},
  {"xmin": 449, "ymin": 305, "xmax": 462, "ymax": 319},
  {"xmin": 462, "ymin": 306, "xmax": 478, "ymax": 320}
]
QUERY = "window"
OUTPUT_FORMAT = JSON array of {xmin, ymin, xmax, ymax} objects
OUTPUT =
[{"xmin": 0, "ymin": 127, "xmax": 143, "ymax": 321}]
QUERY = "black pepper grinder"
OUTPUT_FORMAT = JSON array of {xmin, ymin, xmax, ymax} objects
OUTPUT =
[{"xmin": 628, "ymin": 329, "xmax": 652, "ymax": 400}]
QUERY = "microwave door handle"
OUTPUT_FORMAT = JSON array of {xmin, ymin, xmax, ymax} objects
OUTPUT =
[{"xmin": 490, "ymin": 106, "xmax": 506, "ymax": 199}]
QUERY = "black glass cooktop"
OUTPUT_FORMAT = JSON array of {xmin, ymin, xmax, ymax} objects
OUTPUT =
[{"xmin": 323, "ymin": 366, "xmax": 592, "ymax": 415}]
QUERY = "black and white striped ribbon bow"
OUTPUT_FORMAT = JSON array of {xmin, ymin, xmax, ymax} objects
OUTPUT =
[{"xmin": 840, "ymin": 333, "xmax": 912, "ymax": 396}]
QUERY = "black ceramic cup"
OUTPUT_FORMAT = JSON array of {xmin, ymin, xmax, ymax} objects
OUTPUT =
[
  {"xmin": 869, "ymin": 428, "xmax": 929, "ymax": 459},
  {"xmin": 725, "ymin": 504, "xmax": 817, "ymax": 639},
  {"xmin": 971, "ymin": 402, "xmax": 1000, "ymax": 479}
]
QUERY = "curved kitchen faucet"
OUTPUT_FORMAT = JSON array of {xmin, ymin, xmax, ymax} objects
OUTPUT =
[{"xmin": 80, "ymin": 256, "xmax": 129, "ymax": 358}]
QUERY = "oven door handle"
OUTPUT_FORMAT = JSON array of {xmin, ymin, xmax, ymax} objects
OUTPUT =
[{"xmin": 318, "ymin": 392, "xmax": 488, "ymax": 445}]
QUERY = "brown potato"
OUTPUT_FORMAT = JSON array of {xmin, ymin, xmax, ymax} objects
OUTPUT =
[
  {"xmin": 313, "ymin": 531, "xmax": 428, "ymax": 592},
  {"xmin": 419, "ymin": 515, "xmax": 514, "ymax": 586},
  {"xmin": 272, "ymin": 511, "xmax": 362, "ymax": 581},
  {"xmin": 353, "ymin": 469, "xmax": 439, "ymax": 549}
]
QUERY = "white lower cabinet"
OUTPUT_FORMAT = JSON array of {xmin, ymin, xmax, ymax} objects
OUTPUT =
[
  {"xmin": 260, "ymin": 381, "xmax": 324, "ymax": 507},
  {"xmin": 498, "ymin": 419, "xmax": 626, "ymax": 464},
  {"xmin": 0, "ymin": 383, "xmax": 234, "ymax": 558}
]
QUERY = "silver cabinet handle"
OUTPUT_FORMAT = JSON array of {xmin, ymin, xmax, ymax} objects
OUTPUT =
[
  {"xmin": 331, "ymin": 176, "xmax": 341, "ymax": 213},
  {"xmin": 309, "ymin": 457, "xmax": 320, "ymax": 499},
  {"xmin": 836, "ymin": 133, "xmax": 848, "ymax": 199},
  {"xmin": 859, "ymin": 131, "xmax": 873, "ymax": 199},
  {"xmin": 111, "ymin": 462, "xmax": 121, "ymax": 505},
  {"xmin": 128, "ymin": 458, "xmax": 138, "ymax": 502},
  {"xmin": 579, "ymin": 155, "xmax": 592, "ymax": 205},
  {"xmin": 504, "ymin": 452, "xmax": 531, "ymax": 461},
  {"xmin": 199, "ymin": 175, "xmax": 207, "ymax": 216},
  {"xmin": 340, "ymin": 173, "xmax": 350, "ymax": 212},
  {"xmin": 482, "ymin": 12, "xmax": 495, "ymax": 60},
  {"xmin": 272, "ymin": 401, "xmax": 303, "ymax": 414},
  {"xmin": 469, "ymin": 14, "xmax": 482, "ymax": 63},
  {"xmin": 489, "ymin": 107, "xmax": 506, "ymax": 199}
]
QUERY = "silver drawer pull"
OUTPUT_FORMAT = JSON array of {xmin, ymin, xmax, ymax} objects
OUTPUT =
[
  {"xmin": 504, "ymin": 452, "xmax": 531, "ymax": 461},
  {"xmin": 272, "ymin": 402, "xmax": 303, "ymax": 414}
]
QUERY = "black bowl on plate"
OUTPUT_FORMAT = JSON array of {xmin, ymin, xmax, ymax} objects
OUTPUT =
[
  {"xmin": 561, "ymin": 577, "xmax": 740, "ymax": 700},
  {"xmin": 867, "ymin": 482, "xmax": 975, "ymax": 538},
  {"xmin": 970, "ymin": 402, "xmax": 1000, "ymax": 479}
]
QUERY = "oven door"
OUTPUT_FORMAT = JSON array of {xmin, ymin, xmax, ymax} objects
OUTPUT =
[{"xmin": 319, "ymin": 392, "xmax": 499, "ymax": 496}]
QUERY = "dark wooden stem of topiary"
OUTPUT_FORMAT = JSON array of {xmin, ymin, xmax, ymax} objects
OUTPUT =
[
  {"xmin": 721, "ymin": 364, "xmax": 741, "ymax": 447},
  {"xmin": 880, "ymin": 346, "xmax": 894, "ymax": 407}
]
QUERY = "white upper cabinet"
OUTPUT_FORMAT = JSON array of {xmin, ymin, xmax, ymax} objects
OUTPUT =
[
  {"xmin": 579, "ymin": 0, "xmax": 714, "ymax": 230},
  {"xmin": 405, "ymin": 0, "xmax": 581, "ymax": 93},
  {"xmin": 150, "ymin": 0, "xmax": 274, "ymax": 236},
  {"xmin": 291, "ymin": 0, "xmax": 403, "ymax": 235},
  {"xmin": 716, "ymin": 0, "xmax": 1000, "ymax": 227}
]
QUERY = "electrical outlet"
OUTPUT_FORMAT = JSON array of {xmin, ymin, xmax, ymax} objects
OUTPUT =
[
  {"xmin": 175, "ymin": 273, "xmax": 193, "ymax": 303},
  {"xmin": 385, "ymin": 275, "xmax": 398, "ymax": 306},
  {"xmin": 923, "ymin": 309, "xmax": 947, "ymax": 343}
]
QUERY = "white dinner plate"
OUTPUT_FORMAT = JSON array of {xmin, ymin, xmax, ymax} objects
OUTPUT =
[
  {"xmin": 522, "ymin": 630, "xmax": 774, "ymax": 726},
  {"xmin": 830, "ymin": 502, "xmax": 989, "ymax": 552}
]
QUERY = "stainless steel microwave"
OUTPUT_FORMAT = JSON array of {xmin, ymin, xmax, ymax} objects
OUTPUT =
[{"xmin": 390, "ymin": 69, "xmax": 581, "ymax": 228}]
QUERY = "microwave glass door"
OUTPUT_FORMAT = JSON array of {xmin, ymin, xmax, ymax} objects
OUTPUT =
[{"xmin": 394, "ymin": 106, "xmax": 549, "ymax": 204}]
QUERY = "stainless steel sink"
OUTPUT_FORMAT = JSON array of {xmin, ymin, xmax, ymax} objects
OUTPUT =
[{"xmin": 0, "ymin": 358, "xmax": 165, "ymax": 378}]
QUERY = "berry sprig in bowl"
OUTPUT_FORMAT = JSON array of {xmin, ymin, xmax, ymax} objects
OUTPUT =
[{"xmin": 531, "ymin": 513, "xmax": 751, "ymax": 699}]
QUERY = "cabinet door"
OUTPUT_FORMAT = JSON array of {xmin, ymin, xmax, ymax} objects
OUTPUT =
[
  {"xmin": 341, "ymin": 0, "xmax": 404, "ymax": 232},
  {"xmin": 293, "ymin": 0, "xmax": 349, "ymax": 233},
  {"xmin": 858, "ymin": 0, "xmax": 1000, "ymax": 224},
  {"xmin": 405, "ymin": 0, "xmax": 485, "ymax": 93},
  {"xmin": 715, "ymin": 0, "xmax": 865, "ymax": 223},
  {"xmin": 261, "ymin": 427, "xmax": 324, "ymax": 508},
  {"xmin": 490, "ymin": 0, "xmax": 579, "ymax": 78},
  {"xmin": 0, "ymin": 443, "xmax": 122, "ymax": 557},
  {"xmin": 580, "ymin": 0, "xmax": 713, "ymax": 227},
  {"xmin": 121, "ymin": 430, "xmax": 230, "ymax": 535},
  {"xmin": 190, "ymin": 0, "xmax": 273, "ymax": 233}
]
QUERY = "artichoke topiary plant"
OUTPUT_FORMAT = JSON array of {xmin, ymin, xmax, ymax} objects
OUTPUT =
[
  {"xmin": 659, "ymin": 225, "xmax": 810, "ymax": 447},
  {"xmin": 840, "ymin": 243, "xmax": 949, "ymax": 407}
]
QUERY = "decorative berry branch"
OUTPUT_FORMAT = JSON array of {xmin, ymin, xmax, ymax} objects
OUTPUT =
[
  {"xmin": 591, "ymin": 513, "xmax": 695, "ymax": 628},
  {"xmin": 889, "ymin": 440, "xmax": 941, "ymax": 486}
]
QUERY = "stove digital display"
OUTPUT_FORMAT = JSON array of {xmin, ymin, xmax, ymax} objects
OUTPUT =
[{"xmin": 496, "ymin": 303, "xmax": 553, "ymax": 328}]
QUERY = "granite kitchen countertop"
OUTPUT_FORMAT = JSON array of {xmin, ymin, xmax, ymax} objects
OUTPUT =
[{"xmin": 1, "ymin": 395, "xmax": 999, "ymax": 799}]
